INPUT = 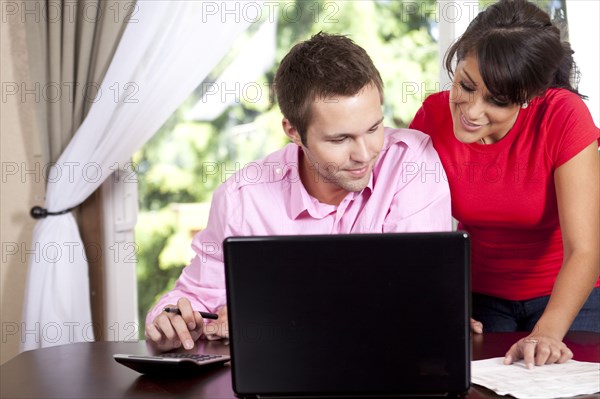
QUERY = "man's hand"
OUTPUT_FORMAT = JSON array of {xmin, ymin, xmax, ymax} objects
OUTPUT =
[
  {"xmin": 204, "ymin": 306, "xmax": 229, "ymax": 340},
  {"xmin": 145, "ymin": 297, "xmax": 205, "ymax": 352},
  {"xmin": 504, "ymin": 334, "xmax": 573, "ymax": 369},
  {"xmin": 470, "ymin": 318, "xmax": 483, "ymax": 334}
]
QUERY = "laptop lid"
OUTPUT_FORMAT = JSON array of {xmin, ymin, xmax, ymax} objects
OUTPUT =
[{"xmin": 224, "ymin": 232, "xmax": 471, "ymax": 398}]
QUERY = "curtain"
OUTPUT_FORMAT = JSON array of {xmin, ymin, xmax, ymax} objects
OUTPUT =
[
  {"xmin": 24, "ymin": 0, "xmax": 131, "ymax": 164},
  {"xmin": 21, "ymin": 0, "xmax": 132, "ymax": 351},
  {"xmin": 22, "ymin": 1, "xmax": 258, "ymax": 351}
]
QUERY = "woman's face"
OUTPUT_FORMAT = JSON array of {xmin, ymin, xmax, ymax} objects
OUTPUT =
[{"xmin": 450, "ymin": 55, "xmax": 522, "ymax": 144}]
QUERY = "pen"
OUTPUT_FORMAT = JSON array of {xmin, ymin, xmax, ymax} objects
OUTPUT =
[{"xmin": 163, "ymin": 307, "xmax": 219, "ymax": 320}]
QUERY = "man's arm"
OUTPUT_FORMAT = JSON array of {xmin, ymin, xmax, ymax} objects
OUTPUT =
[
  {"xmin": 145, "ymin": 183, "xmax": 235, "ymax": 351},
  {"xmin": 383, "ymin": 133, "xmax": 452, "ymax": 232}
]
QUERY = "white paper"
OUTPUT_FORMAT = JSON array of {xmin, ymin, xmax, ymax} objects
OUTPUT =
[{"xmin": 472, "ymin": 357, "xmax": 600, "ymax": 399}]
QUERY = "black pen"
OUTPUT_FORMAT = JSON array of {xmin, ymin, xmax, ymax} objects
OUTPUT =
[{"xmin": 163, "ymin": 307, "xmax": 219, "ymax": 320}]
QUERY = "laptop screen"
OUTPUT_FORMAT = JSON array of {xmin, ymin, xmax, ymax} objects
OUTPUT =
[{"xmin": 224, "ymin": 232, "xmax": 470, "ymax": 398}]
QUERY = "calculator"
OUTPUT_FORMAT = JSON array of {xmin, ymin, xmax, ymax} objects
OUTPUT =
[{"xmin": 113, "ymin": 352, "xmax": 231, "ymax": 374}]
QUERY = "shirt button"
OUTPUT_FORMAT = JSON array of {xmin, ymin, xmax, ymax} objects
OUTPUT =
[{"xmin": 275, "ymin": 168, "xmax": 282, "ymax": 174}]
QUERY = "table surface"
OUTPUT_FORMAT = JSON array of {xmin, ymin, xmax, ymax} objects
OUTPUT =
[{"xmin": 1, "ymin": 332, "xmax": 599, "ymax": 398}]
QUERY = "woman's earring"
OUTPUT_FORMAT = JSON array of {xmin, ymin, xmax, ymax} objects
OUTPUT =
[{"xmin": 521, "ymin": 102, "xmax": 529, "ymax": 109}]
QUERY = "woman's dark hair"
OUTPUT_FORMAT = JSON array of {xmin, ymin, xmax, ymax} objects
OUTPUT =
[
  {"xmin": 274, "ymin": 32, "xmax": 384, "ymax": 146},
  {"xmin": 445, "ymin": 0, "xmax": 584, "ymax": 104}
]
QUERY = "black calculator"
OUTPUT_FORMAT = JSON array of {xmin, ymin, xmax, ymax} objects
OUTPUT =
[{"xmin": 113, "ymin": 353, "xmax": 230, "ymax": 374}]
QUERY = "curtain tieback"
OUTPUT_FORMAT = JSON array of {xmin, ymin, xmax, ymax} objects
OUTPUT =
[{"xmin": 30, "ymin": 206, "xmax": 75, "ymax": 219}]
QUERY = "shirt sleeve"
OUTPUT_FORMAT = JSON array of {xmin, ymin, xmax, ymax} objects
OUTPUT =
[
  {"xmin": 544, "ymin": 91, "xmax": 600, "ymax": 168},
  {"xmin": 409, "ymin": 103, "xmax": 428, "ymax": 133},
  {"xmin": 383, "ymin": 133, "xmax": 452, "ymax": 232},
  {"xmin": 145, "ymin": 183, "xmax": 235, "ymax": 325},
  {"xmin": 409, "ymin": 92, "xmax": 448, "ymax": 135}
]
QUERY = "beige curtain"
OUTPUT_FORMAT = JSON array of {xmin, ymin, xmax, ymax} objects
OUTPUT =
[
  {"xmin": 23, "ymin": 0, "xmax": 132, "ymax": 344},
  {"xmin": 26, "ymin": 0, "xmax": 132, "ymax": 164}
]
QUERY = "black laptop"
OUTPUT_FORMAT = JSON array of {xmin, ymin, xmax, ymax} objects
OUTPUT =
[{"xmin": 224, "ymin": 232, "xmax": 471, "ymax": 398}]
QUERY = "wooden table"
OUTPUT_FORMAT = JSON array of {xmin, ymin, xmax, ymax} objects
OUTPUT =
[{"xmin": 1, "ymin": 332, "xmax": 598, "ymax": 398}]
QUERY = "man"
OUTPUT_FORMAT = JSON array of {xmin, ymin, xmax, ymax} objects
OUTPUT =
[{"xmin": 145, "ymin": 33, "xmax": 451, "ymax": 352}]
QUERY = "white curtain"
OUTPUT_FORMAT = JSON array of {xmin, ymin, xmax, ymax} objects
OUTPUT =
[{"xmin": 22, "ymin": 1, "xmax": 258, "ymax": 351}]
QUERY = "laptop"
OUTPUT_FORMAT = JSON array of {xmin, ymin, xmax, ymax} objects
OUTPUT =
[{"xmin": 224, "ymin": 232, "xmax": 471, "ymax": 398}]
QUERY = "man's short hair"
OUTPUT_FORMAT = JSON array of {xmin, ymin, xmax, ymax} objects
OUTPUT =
[{"xmin": 274, "ymin": 32, "xmax": 384, "ymax": 146}]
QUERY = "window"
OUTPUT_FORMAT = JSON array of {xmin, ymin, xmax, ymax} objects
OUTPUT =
[
  {"xmin": 133, "ymin": 0, "xmax": 441, "ymax": 338},
  {"xmin": 101, "ymin": 0, "xmax": 595, "ymax": 340}
]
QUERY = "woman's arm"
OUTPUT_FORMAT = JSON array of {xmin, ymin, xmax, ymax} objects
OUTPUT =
[{"xmin": 505, "ymin": 142, "xmax": 600, "ymax": 368}]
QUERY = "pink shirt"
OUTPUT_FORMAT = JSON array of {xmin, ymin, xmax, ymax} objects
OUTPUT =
[{"xmin": 146, "ymin": 127, "xmax": 451, "ymax": 323}]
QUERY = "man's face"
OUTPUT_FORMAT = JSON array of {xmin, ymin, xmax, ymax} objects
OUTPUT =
[{"xmin": 286, "ymin": 84, "xmax": 385, "ymax": 205}]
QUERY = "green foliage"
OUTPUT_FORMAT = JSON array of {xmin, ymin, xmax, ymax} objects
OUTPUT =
[{"xmin": 135, "ymin": 210, "xmax": 183, "ymax": 337}]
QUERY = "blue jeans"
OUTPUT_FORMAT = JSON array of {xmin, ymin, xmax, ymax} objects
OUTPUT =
[{"xmin": 472, "ymin": 287, "xmax": 600, "ymax": 333}]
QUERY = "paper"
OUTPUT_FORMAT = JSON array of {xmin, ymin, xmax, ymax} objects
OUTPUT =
[{"xmin": 471, "ymin": 357, "xmax": 600, "ymax": 399}]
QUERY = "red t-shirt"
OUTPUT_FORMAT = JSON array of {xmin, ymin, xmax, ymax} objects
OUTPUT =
[{"xmin": 410, "ymin": 88, "xmax": 600, "ymax": 300}]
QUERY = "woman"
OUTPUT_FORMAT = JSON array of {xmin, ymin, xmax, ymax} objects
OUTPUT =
[{"xmin": 410, "ymin": 0, "xmax": 599, "ymax": 368}]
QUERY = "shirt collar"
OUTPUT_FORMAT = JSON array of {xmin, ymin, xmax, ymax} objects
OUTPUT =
[{"xmin": 287, "ymin": 146, "xmax": 374, "ymax": 220}]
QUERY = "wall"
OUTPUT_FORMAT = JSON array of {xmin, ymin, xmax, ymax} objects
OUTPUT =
[
  {"xmin": 567, "ymin": 0, "xmax": 600, "ymax": 126},
  {"xmin": 0, "ymin": 1, "xmax": 46, "ymax": 364}
]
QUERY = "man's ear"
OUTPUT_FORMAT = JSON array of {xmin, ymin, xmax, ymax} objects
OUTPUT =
[{"xmin": 282, "ymin": 118, "xmax": 303, "ymax": 147}]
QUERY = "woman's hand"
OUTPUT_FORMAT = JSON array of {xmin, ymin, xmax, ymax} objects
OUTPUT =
[
  {"xmin": 504, "ymin": 334, "xmax": 573, "ymax": 369},
  {"xmin": 470, "ymin": 318, "xmax": 483, "ymax": 334}
]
